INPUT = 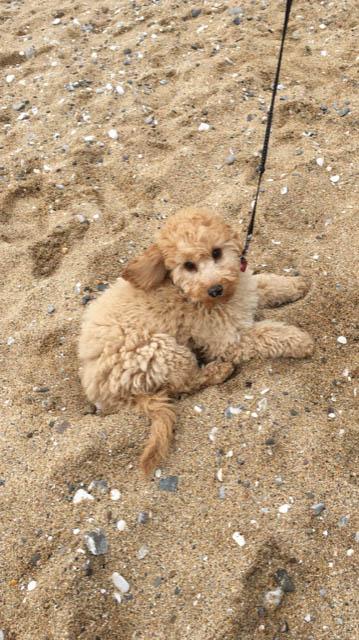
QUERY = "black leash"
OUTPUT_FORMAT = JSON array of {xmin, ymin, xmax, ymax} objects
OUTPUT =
[{"xmin": 240, "ymin": 0, "xmax": 293, "ymax": 272}]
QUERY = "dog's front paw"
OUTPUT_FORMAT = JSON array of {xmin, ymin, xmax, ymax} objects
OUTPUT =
[
  {"xmin": 291, "ymin": 276, "xmax": 311, "ymax": 302},
  {"xmin": 204, "ymin": 360, "xmax": 235, "ymax": 385}
]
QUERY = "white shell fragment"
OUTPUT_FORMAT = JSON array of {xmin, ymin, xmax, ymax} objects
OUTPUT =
[
  {"xmin": 116, "ymin": 519, "xmax": 127, "ymax": 531},
  {"xmin": 112, "ymin": 572, "xmax": 130, "ymax": 593},
  {"xmin": 198, "ymin": 122, "xmax": 210, "ymax": 132},
  {"xmin": 232, "ymin": 532, "xmax": 246, "ymax": 547},
  {"xmin": 278, "ymin": 504, "xmax": 291, "ymax": 514},
  {"xmin": 316, "ymin": 157, "xmax": 324, "ymax": 166},
  {"xmin": 337, "ymin": 336, "xmax": 347, "ymax": 345},
  {"xmin": 110, "ymin": 488, "xmax": 121, "ymax": 501},
  {"xmin": 330, "ymin": 175, "xmax": 340, "ymax": 183},
  {"xmin": 73, "ymin": 489, "xmax": 94, "ymax": 504},
  {"xmin": 209, "ymin": 427, "xmax": 218, "ymax": 442},
  {"xmin": 27, "ymin": 580, "xmax": 37, "ymax": 591},
  {"xmin": 280, "ymin": 186, "xmax": 288, "ymax": 195},
  {"xmin": 264, "ymin": 587, "xmax": 284, "ymax": 609},
  {"xmin": 108, "ymin": 128, "xmax": 119, "ymax": 140}
]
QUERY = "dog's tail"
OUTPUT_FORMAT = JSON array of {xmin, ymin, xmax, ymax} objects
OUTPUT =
[{"xmin": 136, "ymin": 393, "xmax": 176, "ymax": 475}]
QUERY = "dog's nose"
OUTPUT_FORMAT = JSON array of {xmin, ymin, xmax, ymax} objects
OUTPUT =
[{"xmin": 208, "ymin": 284, "xmax": 224, "ymax": 298}]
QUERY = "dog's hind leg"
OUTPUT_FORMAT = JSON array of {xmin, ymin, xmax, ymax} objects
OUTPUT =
[
  {"xmin": 254, "ymin": 274, "xmax": 310, "ymax": 308},
  {"xmin": 228, "ymin": 320, "xmax": 313, "ymax": 363}
]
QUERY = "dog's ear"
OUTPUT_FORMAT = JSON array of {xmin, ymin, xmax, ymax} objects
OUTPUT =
[
  {"xmin": 232, "ymin": 231, "xmax": 243, "ymax": 254},
  {"xmin": 122, "ymin": 244, "xmax": 167, "ymax": 289}
]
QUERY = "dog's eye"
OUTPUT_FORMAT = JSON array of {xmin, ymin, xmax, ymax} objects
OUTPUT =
[
  {"xmin": 184, "ymin": 261, "xmax": 197, "ymax": 272},
  {"xmin": 212, "ymin": 247, "xmax": 222, "ymax": 260}
]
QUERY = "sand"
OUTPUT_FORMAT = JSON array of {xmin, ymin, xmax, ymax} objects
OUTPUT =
[{"xmin": 0, "ymin": 1, "xmax": 358, "ymax": 638}]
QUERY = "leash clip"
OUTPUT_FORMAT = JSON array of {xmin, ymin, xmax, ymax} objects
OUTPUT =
[{"xmin": 240, "ymin": 256, "xmax": 247, "ymax": 272}]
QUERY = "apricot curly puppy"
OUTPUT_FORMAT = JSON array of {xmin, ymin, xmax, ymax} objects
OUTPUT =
[{"xmin": 79, "ymin": 208, "xmax": 313, "ymax": 474}]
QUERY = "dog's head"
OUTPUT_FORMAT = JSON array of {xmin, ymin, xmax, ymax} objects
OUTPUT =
[{"xmin": 122, "ymin": 208, "xmax": 242, "ymax": 306}]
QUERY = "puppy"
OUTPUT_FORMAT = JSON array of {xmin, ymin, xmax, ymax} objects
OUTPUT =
[{"xmin": 78, "ymin": 207, "xmax": 313, "ymax": 474}]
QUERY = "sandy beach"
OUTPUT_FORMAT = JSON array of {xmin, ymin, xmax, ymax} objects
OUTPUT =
[{"xmin": 0, "ymin": 1, "xmax": 358, "ymax": 638}]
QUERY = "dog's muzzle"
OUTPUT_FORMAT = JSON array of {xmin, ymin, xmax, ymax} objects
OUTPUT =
[{"xmin": 208, "ymin": 284, "xmax": 224, "ymax": 298}]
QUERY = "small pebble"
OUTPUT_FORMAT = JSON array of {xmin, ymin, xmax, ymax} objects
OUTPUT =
[
  {"xmin": 224, "ymin": 405, "xmax": 242, "ymax": 418},
  {"xmin": 137, "ymin": 545, "xmax": 149, "ymax": 559},
  {"xmin": 193, "ymin": 404, "xmax": 204, "ymax": 414},
  {"xmin": 280, "ymin": 186, "xmax": 288, "ymax": 195},
  {"xmin": 264, "ymin": 587, "xmax": 283, "ymax": 609},
  {"xmin": 354, "ymin": 532, "xmax": 359, "ymax": 543},
  {"xmin": 346, "ymin": 548, "xmax": 354, "ymax": 557},
  {"xmin": 338, "ymin": 515, "xmax": 349, "ymax": 527},
  {"xmin": 27, "ymin": 580, "xmax": 37, "ymax": 591},
  {"xmin": 274, "ymin": 569, "xmax": 295, "ymax": 593},
  {"xmin": 232, "ymin": 531, "xmax": 246, "ymax": 547},
  {"xmin": 159, "ymin": 476, "xmax": 178, "ymax": 492},
  {"xmin": 233, "ymin": 17, "xmax": 241, "ymax": 25},
  {"xmin": 208, "ymin": 427, "xmax": 218, "ymax": 442},
  {"xmin": 116, "ymin": 85, "xmax": 125, "ymax": 95},
  {"xmin": 112, "ymin": 572, "xmax": 130, "ymax": 593},
  {"xmin": 47, "ymin": 304, "xmax": 56, "ymax": 315},
  {"xmin": 73, "ymin": 488, "xmax": 94, "ymax": 504},
  {"xmin": 337, "ymin": 107, "xmax": 350, "ymax": 116},
  {"xmin": 278, "ymin": 504, "xmax": 291, "ymax": 514},
  {"xmin": 88, "ymin": 479, "xmax": 108, "ymax": 494},
  {"xmin": 218, "ymin": 486, "xmax": 226, "ymax": 499},
  {"xmin": 7, "ymin": 337, "xmax": 15, "ymax": 346},
  {"xmin": 311, "ymin": 502, "xmax": 325, "ymax": 516},
  {"xmin": 108, "ymin": 128, "xmax": 119, "ymax": 140},
  {"xmin": 13, "ymin": 101, "xmax": 27, "ymax": 111},
  {"xmin": 337, "ymin": 336, "xmax": 347, "ymax": 345},
  {"xmin": 304, "ymin": 614, "xmax": 312, "ymax": 623},
  {"xmin": 216, "ymin": 468, "xmax": 223, "ymax": 482},
  {"xmin": 316, "ymin": 157, "xmax": 324, "ymax": 167},
  {"xmin": 225, "ymin": 154, "xmax": 236, "ymax": 165},
  {"xmin": 330, "ymin": 175, "xmax": 340, "ymax": 184},
  {"xmin": 137, "ymin": 511, "xmax": 149, "ymax": 524},
  {"xmin": 191, "ymin": 8, "xmax": 201, "ymax": 18},
  {"xmin": 116, "ymin": 519, "xmax": 127, "ymax": 531},
  {"xmin": 198, "ymin": 122, "xmax": 210, "ymax": 132},
  {"xmin": 6, "ymin": 74, "xmax": 15, "ymax": 83},
  {"xmin": 110, "ymin": 488, "xmax": 121, "ymax": 501},
  {"xmin": 84, "ymin": 529, "xmax": 108, "ymax": 555}
]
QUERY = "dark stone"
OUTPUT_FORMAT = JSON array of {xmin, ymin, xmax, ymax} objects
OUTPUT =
[
  {"xmin": 84, "ymin": 529, "xmax": 109, "ymax": 555},
  {"xmin": 233, "ymin": 17, "xmax": 241, "ymax": 25},
  {"xmin": 0, "ymin": 478, "xmax": 5, "ymax": 486},
  {"xmin": 84, "ymin": 559, "xmax": 93, "ymax": 576},
  {"xmin": 311, "ymin": 502, "xmax": 325, "ymax": 516},
  {"xmin": 137, "ymin": 511, "xmax": 149, "ymax": 524},
  {"xmin": 29, "ymin": 551, "xmax": 41, "ymax": 567},
  {"xmin": 174, "ymin": 586, "xmax": 181, "ymax": 595},
  {"xmin": 153, "ymin": 576, "xmax": 163, "ymax": 588},
  {"xmin": 81, "ymin": 294, "xmax": 92, "ymax": 305},
  {"xmin": 337, "ymin": 107, "xmax": 350, "ymax": 116},
  {"xmin": 96, "ymin": 283, "xmax": 109, "ymax": 292},
  {"xmin": 54, "ymin": 420, "xmax": 71, "ymax": 433},
  {"xmin": 191, "ymin": 8, "xmax": 201, "ymax": 18},
  {"xmin": 123, "ymin": 48, "xmax": 132, "ymax": 55},
  {"xmin": 159, "ymin": 476, "xmax": 178, "ymax": 492},
  {"xmin": 274, "ymin": 569, "xmax": 295, "ymax": 593},
  {"xmin": 35, "ymin": 386, "xmax": 50, "ymax": 393},
  {"xmin": 290, "ymin": 409, "xmax": 299, "ymax": 416},
  {"xmin": 265, "ymin": 438, "xmax": 275, "ymax": 446}
]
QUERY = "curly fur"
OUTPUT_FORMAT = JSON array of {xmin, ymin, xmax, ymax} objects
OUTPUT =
[{"xmin": 79, "ymin": 207, "xmax": 313, "ymax": 474}]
